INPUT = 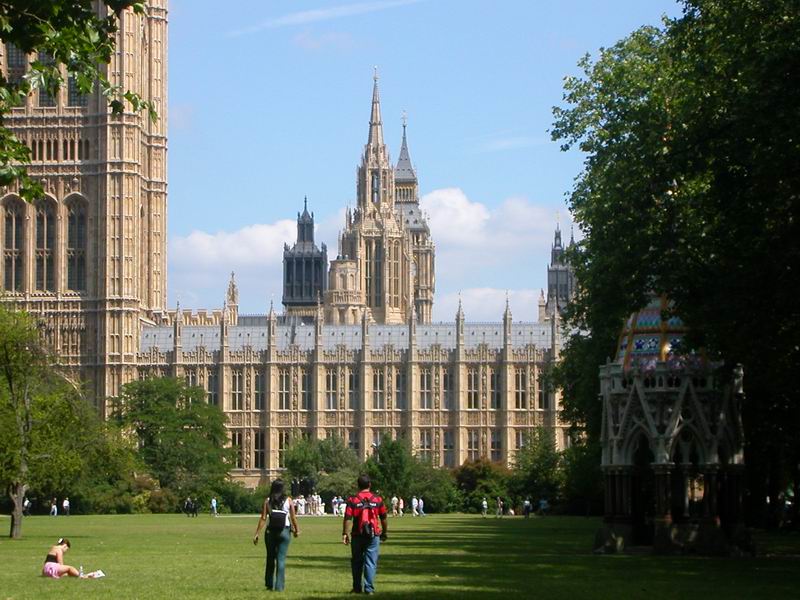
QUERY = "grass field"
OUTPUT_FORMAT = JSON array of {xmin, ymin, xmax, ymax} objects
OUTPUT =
[{"xmin": 1, "ymin": 513, "xmax": 799, "ymax": 599}]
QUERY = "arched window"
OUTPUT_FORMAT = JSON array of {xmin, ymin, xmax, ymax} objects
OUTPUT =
[
  {"xmin": 35, "ymin": 198, "xmax": 56, "ymax": 291},
  {"xmin": 2, "ymin": 197, "xmax": 25, "ymax": 291},
  {"xmin": 66, "ymin": 197, "xmax": 87, "ymax": 291}
]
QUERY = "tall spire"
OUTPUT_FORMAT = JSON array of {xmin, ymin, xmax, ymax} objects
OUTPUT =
[
  {"xmin": 367, "ymin": 66, "xmax": 384, "ymax": 148},
  {"xmin": 395, "ymin": 110, "xmax": 417, "ymax": 184}
]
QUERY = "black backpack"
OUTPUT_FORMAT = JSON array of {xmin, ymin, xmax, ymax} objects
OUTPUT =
[{"xmin": 268, "ymin": 500, "xmax": 288, "ymax": 532}]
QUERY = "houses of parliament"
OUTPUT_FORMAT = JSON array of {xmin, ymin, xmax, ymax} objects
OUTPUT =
[{"xmin": 1, "ymin": 2, "xmax": 575, "ymax": 485}]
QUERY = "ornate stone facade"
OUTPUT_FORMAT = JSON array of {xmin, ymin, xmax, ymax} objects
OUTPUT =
[
  {"xmin": 2, "ymin": 3, "xmax": 570, "ymax": 488},
  {"xmin": 0, "ymin": 2, "xmax": 168, "ymax": 415}
]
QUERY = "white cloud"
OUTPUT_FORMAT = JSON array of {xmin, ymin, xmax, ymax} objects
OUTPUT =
[
  {"xmin": 226, "ymin": 0, "xmax": 424, "ymax": 37},
  {"xmin": 420, "ymin": 187, "xmax": 489, "ymax": 246},
  {"xmin": 292, "ymin": 30, "xmax": 355, "ymax": 52},
  {"xmin": 436, "ymin": 288, "xmax": 541, "ymax": 322}
]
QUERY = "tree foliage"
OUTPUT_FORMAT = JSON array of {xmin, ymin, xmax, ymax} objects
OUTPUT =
[
  {"xmin": 0, "ymin": 1, "xmax": 155, "ymax": 198},
  {"xmin": 363, "ymin": 435, "xmax": 415, "ymax": 498},
  {"xmin": 512, "ymin": 428, "xmax": 563, "ymax": 503},
  {"xmin": 551, "ymin": 0, "xmax": 800, "ymax": 523},
  {"xmin": 113, "ymin": 378, "xmax": 232, "ymax": 498},
  {"xmin": 453, "ymin": 458, "xmax": 512, "ymax": 513},
  {"xmin": 0, "ymin": 305, "xmax": 95, "ymax": 537}
]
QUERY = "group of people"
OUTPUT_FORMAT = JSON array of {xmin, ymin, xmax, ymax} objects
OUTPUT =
[
  {"xmin": 253, "ymin": 474, "xmax": 389, "ymax": 594},
  {"xmin": 182, "ymin": 496, "xmax": 219, "ymax": 517},
  {"xmin": 388, "ymin": 495, "xmax": 425, "ymax": 517},
  {"xmin": 480, "ymin": 496, "xmax": 549, "ymax": 518},
  {"xmin": 291, "ymin": 493, "xmax": 325, "ymax": 516},
  {"xmin": 44, "ymin": 497, "xmax": 70, "ymax": 517}
]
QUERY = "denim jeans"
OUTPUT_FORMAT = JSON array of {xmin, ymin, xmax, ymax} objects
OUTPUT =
[
  {"xmin": 350, "ymin": 535, "xmax": 380, "ymax": 593},
  {"xmin": 265, "ymin": 527, "xmax": 291, "ymax": 591}
]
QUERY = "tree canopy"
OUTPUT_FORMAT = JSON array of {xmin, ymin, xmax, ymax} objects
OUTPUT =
[
  {"xmin": 0, "ymin": 1, "xmax": 154, "ymax": 199},
  {"xmin": 113, "ymin": 378, "xmax": 232, "ymax": 496},
  {"xmin": 551, "ymin": 0, "xmax": 800, "ymax": 523}
]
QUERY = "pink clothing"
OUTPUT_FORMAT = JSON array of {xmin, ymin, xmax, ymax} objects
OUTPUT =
[{"xmin": 43, "ymin": 562, "xmax": 61, "ymax": 578}]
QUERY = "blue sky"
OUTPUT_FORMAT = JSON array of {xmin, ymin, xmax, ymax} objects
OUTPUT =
[{"xmin": 167, "ymin": 0, "xmax": 682, "ymax": 320}]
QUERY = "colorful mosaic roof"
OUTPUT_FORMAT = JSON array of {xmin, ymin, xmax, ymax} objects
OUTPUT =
[{"xmin": 616, "ymin": 296, "xmax": 690, "ymax": 371}]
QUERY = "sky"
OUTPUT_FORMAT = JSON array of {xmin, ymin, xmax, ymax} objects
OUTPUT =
[{"xmin": 167, "ymin": 0, "xmax": 682, "ymax": 321}]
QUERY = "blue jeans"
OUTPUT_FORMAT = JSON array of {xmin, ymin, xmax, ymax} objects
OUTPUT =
[
  {"xmin": 350, "ymin": 535, "xmax": 380, "ymax": 593},
  {"xmin": 265, "ymin": 528, "xmax": 291, "ymax": 590}
]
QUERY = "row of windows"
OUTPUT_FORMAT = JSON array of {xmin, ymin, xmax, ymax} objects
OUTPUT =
[
  {"xmin": 26, "ymin": 138, "xmax": 92, "ymax": 162},
  {"xmin": 232, "ymin": 428, "xmax": 539, "ymax": 470},
  {"xmin": 189, "ymin": 366, "xmax": 550, "ymax": 411},
  {"xmin": 1, "ymin": 197, "xmax": 87, "ymax": 292},
  {"xmin": 4, "ymin": 44, "xmax": 89, "ymax": 107}
]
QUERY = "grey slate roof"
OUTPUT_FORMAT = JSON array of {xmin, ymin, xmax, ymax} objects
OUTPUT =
[
  {"xmin": 394, "ymin": 202, "xmax": 429, "ymax": 232},
  {"xmin": 394, "ymin": 127, "xmax": 417, "ymax": 182}
]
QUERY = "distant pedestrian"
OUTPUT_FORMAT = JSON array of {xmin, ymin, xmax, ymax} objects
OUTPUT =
[
  {"xmin": 62, "ymin": 497, "xmax": 70, "ymax": 517},
  {"xmin": 183, "ymin": 497, "xmax": 192, "ymax": 517},
  {"xmin": 523, "ymin": 498, "xmax": 532, "ymax": 519},
  {"xmin": 495, "ymin": 497, "xmax": 504, "ymax": 518},
  {"xmin": 192, "ymin": 498, "xmax": 199, "ymax": 517},
  {"xmin": 390, "ymin": 495, "xmax": 398, "ymax": 517},
  {"xmin": 253, "ymin": 479, "xmax": 300, "ymax": 592},
  {"xmin": 538, "ymin": 498, "xmax": 549, "ymax": 516},
  {"xmin": 418, "ymin": 497, "xmax": 426, "ymax": 516},
  {"xmin": 411, "ymin": 496, "xmax": 419, "ymax": 517},
  {"xmin": 50, "ymin": 498, "xmax": 58, "ymax": 517},
  {"xmin": 481, "ymin": 497, "xmax": 488, "ymax": 518},
  {"xmin": 211, "ymin": 497, "xmax": 218, "ymax": 517},
  {"xmin": 343, "ymin": 474, "xmax": 388, "ymax": 595},
  {"xmin": 23, "ymin": 497, "xmax": 31, "ymax": 516},
  {"xmin": 398, "ymin": 497, "xmax": 405, "ymax": 516}
]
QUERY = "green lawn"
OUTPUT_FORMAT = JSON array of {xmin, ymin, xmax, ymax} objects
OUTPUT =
[{"xmin": 1, "ymin": 513, "xmax": 798, "ymax": 599}]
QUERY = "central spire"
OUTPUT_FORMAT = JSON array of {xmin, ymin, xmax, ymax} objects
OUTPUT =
[{"xmin": 367, "ymin": 66, "xmax": 384, "ymax": 148}]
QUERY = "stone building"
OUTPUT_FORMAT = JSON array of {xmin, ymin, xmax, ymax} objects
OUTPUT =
[
  {"xmin": 0, "ymin": 2, "xmax": 168, "ymax": 415},
  {"xmin": 2, "ymin": 2, "xmax": 573, "ymax": 487}
]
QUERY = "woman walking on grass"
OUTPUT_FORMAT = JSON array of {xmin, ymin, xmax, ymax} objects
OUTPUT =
[{"xmin": 253, "ymin": 479, "xmax": 300, "ymax": 591}]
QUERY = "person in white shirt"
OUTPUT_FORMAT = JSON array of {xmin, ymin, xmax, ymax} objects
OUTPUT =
[
  {"xmin": 481, "ymin": 497, "xmax": 488, "ymax": 518},
  {"xmin": 390, "ymin": 495, "xmax": 398, "ymax": 516},
  {"xmin": 211, "ymin": 496, "xmax": 218, "ymax": 517},
  {"xmin": 62, "ymin": 497, "xmax": 70, "ymax": 516},
  {"xmin": 411, "ymin": 496, "xmax": 419, "ymax": 517},
  {"xmin": 418, "ymin": 497, "xmax": 425, "ymax": 516}
]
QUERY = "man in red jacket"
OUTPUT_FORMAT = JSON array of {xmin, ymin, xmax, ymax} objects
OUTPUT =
[{"xmin": 342, "ymin": 474, "xmax": 388, "ymax": 594}]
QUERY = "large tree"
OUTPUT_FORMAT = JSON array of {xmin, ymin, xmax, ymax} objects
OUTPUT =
[
  {"xmin": 0, "ymin": 1, "xmax": 154, "ymax": 199},
  {"xmin": 0, "ymin": 305, "xmax": 93, "ymax": 538},
  {"xmin": 113, "ymin": 378, "xmax": 232, "ymax": 497},
  {"xmin": 551, "ymin": 0, "xmax": 800, "ymax": 524}
]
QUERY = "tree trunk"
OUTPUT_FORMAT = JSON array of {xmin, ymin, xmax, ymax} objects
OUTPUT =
[{"xmin": 9, "ymin": 482, "xmax": 25, "ymax": 539}]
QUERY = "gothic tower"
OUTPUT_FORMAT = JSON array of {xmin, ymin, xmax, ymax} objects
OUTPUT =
[
  {"xmin": 282, "ymin": 198, "xmax": 328, "ymax": 319},
  {"xmin": 0, "ymin": 2, "xmax": 168, "ymax": 413},
  {"xmin": 336, "ymin": 72, "xmax": 434, "ymax": 324},
  {"xmin": 545, "ymin": 224, "xmax": 576, "ymax": 317}
]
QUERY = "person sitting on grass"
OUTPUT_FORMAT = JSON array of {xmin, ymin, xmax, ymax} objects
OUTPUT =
[{"xmin": 42, "ymin": 538, "xmax": 82, "ymax": 579}]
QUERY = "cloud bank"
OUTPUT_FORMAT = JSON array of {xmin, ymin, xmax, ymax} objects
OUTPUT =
[{"xmin": 169, "ymin": 188, "xmax": 566, "ymax": 322}]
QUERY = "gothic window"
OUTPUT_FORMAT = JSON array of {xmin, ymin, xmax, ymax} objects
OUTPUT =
[
  {"xmin": 365, "ymin": 241, "xmax": 372, "ymax": 303},
  {"xmin": 255, "ymin": 369, "xmax": 266, "ymax": 410},
  {"xmin": 348, "ymin": 369, "xmax": 359, "ymax": 410},
  {"xmin": 254, "ymin": 431, "xmax": 266, "ymax": 469},
  {"xmin": 419, "ymin": 368, "xmax": 431, "ymax": 409},
  {"xmin": 278, "ymin": 430, "xmax": 290, "ymax": 468},
  {"xmin": 538, "ymin": 375, "xmax": 549, "ymax": 409},
  {"xmin": 443, "ymin": 368, "xmax": 453, "ymax": 409},
  {"xmin": 467, "ymin": 429, "xmax": 480, "ymax": 461},
  {"xmin": 231, "ymin": 369, "xmax": 243, "ymax": 410},
  {"xmin": 374, "ymin": 244, "xmax": 383, "ymax": 305},
  {"xmin": 35, "ymin": 199, "xmax": 56, "ymax": 291},
  {"xmin": 348, "ymin": 430, "xmax": 360, "ymax": 452},
  {"xmin": 467, "ymin": 368, "xmax": 479, "ymax": 409},
  {"xmin": 231, "ymin": 431, "xmax": 243, "ymax": 469},
  {"xmin": 515, "ymin": 429, "xmax": 527, "ymax": 451},
  {"xmin": 326, "ymin": 368, "xmax": 338, "ymax": 410},
  {"xmin": 207, "ymin": 370, "xmax": 218, "ymax": 406},
  {"xmin": 418, "ymin": 429, "xmax": 432, "ymax": 462},
  {"xmin": 37, "ymin": 52, "xmax": 57, "ymax": 107},
  {"xmin": 67, "ymin": 75, "xmax": 88, "ymax": 107},
  {"xmin": 185, "ymin": 369, "xmax": 197, "ymax": 388},
  {"xmin": 278, "ymin": 369, "xmax": 290, "ymax": 410},
  {"xmin": 443, "ymin": 430, "xmax": 455, "ymax": 467},
  {"xmin": 491, "ymin": 430, "xmax": 502, "ymax": 462},
  {"xmin": 2, "ymin": 198, "xmax": 25, "ymax": 292},
  {"xmin": 5, "ymin": 43, "xmax": 27, "ymax": 90},
  {"xmin": 372, "ymin": 369, "xmax": 384, "ymax": 409},
  {"xmin": 515, "ymin": 368, "xmax": 527, "ymax": 409},
  {"xmin": 371, "ymin": 170, "xmax": 380, "ymax": 204},
  {"xmin": 395, "ymin": 368, "xmax": 406, "ymax": 409},
  {"xmin": 301, "ymin": 368, "xmax": 311, "ymax": 410},
  {"xmin": 490, "ymin": 369, "xmax": 501, "ymax": 409},
  {"xmin": 68, "ymin": 199, "xmax": 88, "ymax": 290}
]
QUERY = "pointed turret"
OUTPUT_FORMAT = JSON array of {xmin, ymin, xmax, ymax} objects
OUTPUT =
[
  {"xmin": 367, "ymin": 67, "xmax": 384, "ymax": 148},
  {"xmin": 395, "ymin": 113, "xmax": 417, "ymax": 184}
]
